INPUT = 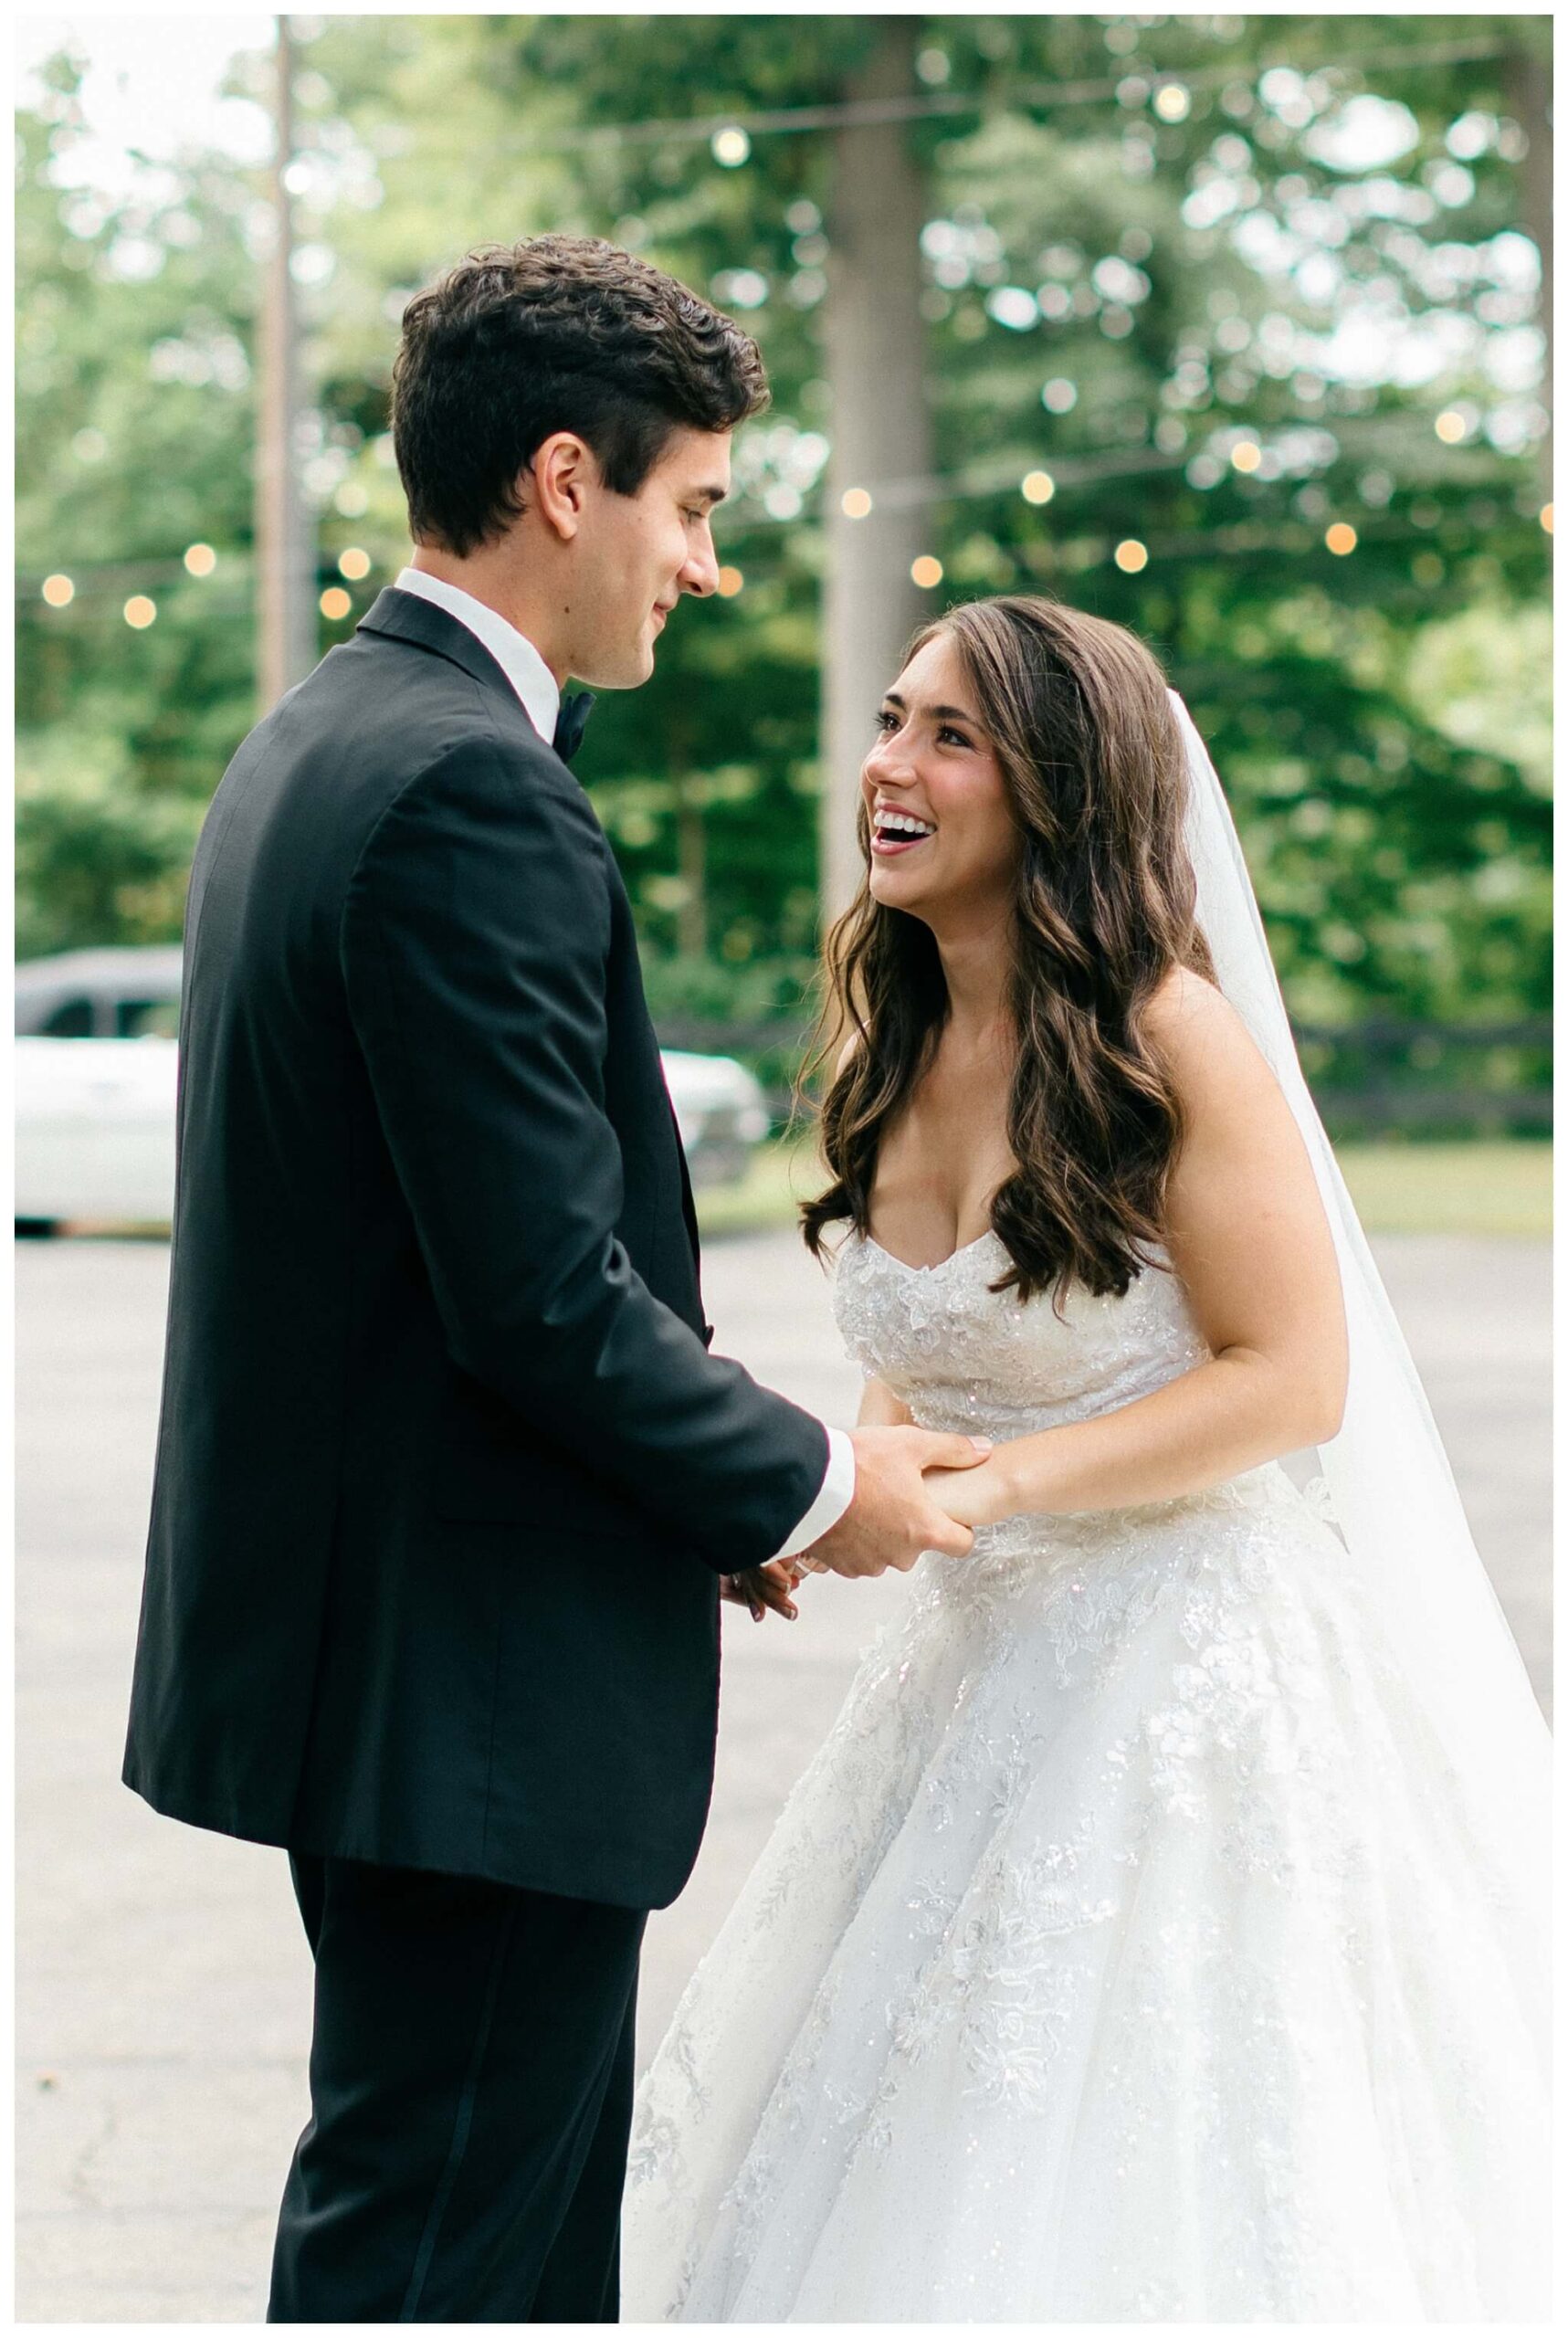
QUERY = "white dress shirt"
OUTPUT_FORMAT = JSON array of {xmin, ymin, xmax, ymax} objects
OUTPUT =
[{"xmin": 390, "ymin": 566, "xmax": 856, "ymax": 1563}]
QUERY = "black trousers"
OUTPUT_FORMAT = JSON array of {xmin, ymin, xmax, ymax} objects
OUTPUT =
[{"xmin": 268, "ymin": 1853, "xmax": 647, "ymax": 2323}]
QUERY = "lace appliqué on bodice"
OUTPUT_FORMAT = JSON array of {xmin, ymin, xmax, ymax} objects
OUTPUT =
[{"xmin": 834, "ymin": 1229, "xmax": 1338, "ymax": 1662}]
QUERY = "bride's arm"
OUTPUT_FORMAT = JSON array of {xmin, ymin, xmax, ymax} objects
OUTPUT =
[
  {"xmin": 858, "ymin": 1375, "xmax": 914, "ymax": 1429},
  {"xmin": 927, "ymin": 970, "xmax": 1349, "ymax": 1527}
]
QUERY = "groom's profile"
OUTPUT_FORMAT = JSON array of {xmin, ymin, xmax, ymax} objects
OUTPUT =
[{"xmin": 121, "ymin": 236, "xmax": 985, "ymax": 2322}]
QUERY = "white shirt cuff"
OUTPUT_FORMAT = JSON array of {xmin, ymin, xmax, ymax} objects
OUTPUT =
[{"xmin": 770, "ymin": 1427, "xmax": 856, "ymax": 1560}]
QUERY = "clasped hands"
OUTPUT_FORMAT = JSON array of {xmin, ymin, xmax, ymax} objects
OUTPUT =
[{"xmin": 721, "ymin": 1422, "xmax": 1016, "ymax": 1623}]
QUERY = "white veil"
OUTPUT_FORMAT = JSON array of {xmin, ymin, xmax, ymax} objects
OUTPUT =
[{"xmin": 1169, "ymin": 690, "xmax": 1550, "ymax": 1891}]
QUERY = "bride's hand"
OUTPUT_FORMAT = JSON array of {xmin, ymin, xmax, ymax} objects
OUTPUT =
[
  {"xmin": 920, "ymin": 1454, "xmax": 1016, "ymax": 1532},
  {"xmin": 721, "ymin": 1561, "xmax": 803, "ymax": 1621}
]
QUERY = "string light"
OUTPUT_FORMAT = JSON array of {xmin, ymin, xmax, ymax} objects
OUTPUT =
[
  {"xmin": 338, "ymin": 547, "xmax": 372, "ymax": 580},
  {"xmin": 1325, "ymin": 521, "xmax": 1358, "ymax": 554},
  {"xmin": 183, "ymin": 542, "xmax": 216, "ymax": 577},
  {"xmin": 716, "ymin": 565, "xmax": 744, "ymax": 596},
  {"xmin": 319, "ymin": 586, "xmax": 352, "ymax": 620},
  {"xmin": 123, "ymin": 595, "xmax": 156, "ymax": 628},
  {"xmin": 1020, "ymin": 470, "xmax": 1056, "ymax": 505},
  {"xmin": 1114, "ymin": 539, "xmax": 1149, "ymax": 572},
  {"xmin": 1435, "ymin": 410, "xmax": 1468, "ymax": 444},
  {"xmin": 41, "ymin": 574, "xmax": 75, "ymax": 606},
  {"xmin": 910, "ymin": 554, "xmax": 943, "ymax": 587},
  {"xmin": 840, "ymin": 488, "xmax": 873, "ymax": 519}
]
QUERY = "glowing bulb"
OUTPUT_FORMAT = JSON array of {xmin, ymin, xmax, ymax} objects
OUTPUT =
[
  {"xmin": 1020, "ymin": 469, "xmax": 1056, "ymax": 505},
  {"xmin": 184, "ymin": 542, "xmax": 216, "ymax": 577},
  {"xmin": 319, "ymin": 586, "xmax": 352, "ymax": 620},
  {"xmin": 841, "ymin": 488, "xmax": 873, "ymax": 519},
  {"xmin": 1325, "ymin": 521, "xmax": 1358, "ymax": 555},
  {"xmin": 123, "ymin": 595, "xmax": 156, "ymax": 628},
  {"xmin": 41, "ymin": 574, "xmax": 75, "ymax": 607},
  {"xmin": 910, "ymin": 555, "xmax": 943, "ymax": 588},
  {"xmin": 1114, "ymin": 539, "xmax": 1149, "ymax": 573},
  {"xmin": 338, "ymin": 547, "xmax": 371, "ymax": 581}
]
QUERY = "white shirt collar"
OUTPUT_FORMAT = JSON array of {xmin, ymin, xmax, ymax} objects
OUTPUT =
[{"xmin": 393, "ymin": 566, "xmax": 562, "ymax": 745}]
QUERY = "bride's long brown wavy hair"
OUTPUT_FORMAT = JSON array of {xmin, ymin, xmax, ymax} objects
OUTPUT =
[{"xmin": 800, "ymin": 595, "xmax": 1219, "ymax": 1312}]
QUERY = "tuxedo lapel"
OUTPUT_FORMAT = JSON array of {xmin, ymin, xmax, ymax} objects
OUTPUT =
[{"xmin": 355, "ymin": 587, "xmax": 522, "ymax": 708}]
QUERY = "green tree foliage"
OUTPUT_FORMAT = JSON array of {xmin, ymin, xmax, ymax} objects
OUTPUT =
[{"xmin": 16, "ymin": 16, "xmax": 1551, "ymax": 1033}]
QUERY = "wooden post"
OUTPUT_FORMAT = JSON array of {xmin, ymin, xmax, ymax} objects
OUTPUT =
[
  {"xmin": 818, "ymin": 18, "xmax": 933, "ymax": 924},
  {"xmin": 1504, "ymin": 37, "xmax": 1552, "ymax": 506},
  {"xmin": 255, "ymin": 15, "xmax": 314, "ymax": 711}
]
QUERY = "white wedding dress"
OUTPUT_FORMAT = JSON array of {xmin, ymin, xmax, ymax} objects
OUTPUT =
[{"xmin": 623, "ymin": 1227, "xmax": 1550, "ymax": 2322}]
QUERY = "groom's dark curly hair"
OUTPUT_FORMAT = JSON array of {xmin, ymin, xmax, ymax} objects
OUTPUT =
[{"xmin": 391, "ymin": 236, "xmax": 770, "ymax": 554}]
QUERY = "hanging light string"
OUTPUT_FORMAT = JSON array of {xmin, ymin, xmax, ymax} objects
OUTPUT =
[
  {"xmin": 20, "ymin": 493, "xmax": 1549, "ymax": 627},
  {"xmin": 20, "ymin": 389, "xmax": 1546, "ymax": 616}
]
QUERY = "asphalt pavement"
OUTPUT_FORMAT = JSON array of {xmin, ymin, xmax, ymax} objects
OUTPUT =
[{"xmin": 15, "ymin": 1227, "xmax": 1552, "ymax": 2322}]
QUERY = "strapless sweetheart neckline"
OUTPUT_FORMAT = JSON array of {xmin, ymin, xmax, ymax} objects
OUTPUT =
[{"xmin": 858, "ymin": 1227, "xmax": 1001, "ymax": 1276}]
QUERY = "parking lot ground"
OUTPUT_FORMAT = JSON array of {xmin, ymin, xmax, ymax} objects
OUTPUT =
[{"xmin": 15, "ymin": 1227, "xmax": 1551, "ymax": 2322}]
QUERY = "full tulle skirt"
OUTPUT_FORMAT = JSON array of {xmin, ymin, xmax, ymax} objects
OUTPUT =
[{"xmin": 624, "ymin": 1469, "xmax": 1550, "ymax": 2322}]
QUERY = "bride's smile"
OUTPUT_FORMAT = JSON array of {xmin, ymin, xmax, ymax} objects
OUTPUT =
[{"xmin": 861, "ymin": 633, "xmax": 1019, "ymax": 921}]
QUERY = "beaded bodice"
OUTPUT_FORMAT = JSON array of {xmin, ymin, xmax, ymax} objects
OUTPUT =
[
  {"xmin": 830, "ymin": 1226, "xmax": 1303, "ymax": 1585},
  {"xmin": 832, "ymin": 1228, "xmax": 1211, "ymax": 1444}
]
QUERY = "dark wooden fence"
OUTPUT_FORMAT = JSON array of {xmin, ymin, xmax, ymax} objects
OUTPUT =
[{"xmin": 655, "ymin": 1016, "xmax": 1552, "ymax": 1143}]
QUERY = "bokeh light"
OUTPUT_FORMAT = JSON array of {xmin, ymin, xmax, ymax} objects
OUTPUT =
[
  {"xmin": 41, "ymin": 574, "xmax": 75, "ymax": 607},
  {"xmin": 910, "ymin": 554, "xmax": 944, "ymax": 588},
  {"xmin": 319, "ymin": 586, "xmax": 352, "ymax": 620},
  {"xmin": 123, "ymin": 595, "xmax": 157, "ymax": 628},
  {"xmin": 183, "ymin": 542, "xmax": 216, "ymax": 577},
  {"xmin": 1114, "ymin": 539, "xmax": 1149, "ymax": 572},
  {"xmin": 1020, "ymin": 470, "xmax": 1056, "ymax": 505}
]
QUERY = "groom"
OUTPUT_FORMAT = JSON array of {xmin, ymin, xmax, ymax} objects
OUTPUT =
[{"xmin": 122, "ymin": 236, "xmax": 986, "ymax": 2322}]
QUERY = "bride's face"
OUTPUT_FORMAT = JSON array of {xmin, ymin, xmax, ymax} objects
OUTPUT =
[{"xmin": 860, "ymin": 635, "xmax": 1020, "ymax": 922}]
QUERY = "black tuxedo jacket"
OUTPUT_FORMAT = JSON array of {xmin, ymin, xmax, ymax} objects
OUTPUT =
[{"xmin": 122, "ymin": 587, "xmax": 829, "ymax": 1910}]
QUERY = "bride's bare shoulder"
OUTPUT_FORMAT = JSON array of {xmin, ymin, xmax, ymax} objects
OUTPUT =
[{"xmin": 1142, "ymin": 964, "xmax": 1278, "ymax": 1108}]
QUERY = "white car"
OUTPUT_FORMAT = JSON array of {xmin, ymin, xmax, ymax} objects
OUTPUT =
[{"xmin": 15, "ymin": 948, "xmax": 771, "ymax": 1233}]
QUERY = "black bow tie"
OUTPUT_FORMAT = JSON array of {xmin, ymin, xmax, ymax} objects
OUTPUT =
[{"xmin": 552, "ymin": 690, "xmax": 595, "ymax": 764}]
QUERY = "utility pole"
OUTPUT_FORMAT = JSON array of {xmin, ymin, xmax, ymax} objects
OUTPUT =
[
  {"xmin": 818, "ymin": 17, "xmax": 933, "ymax": 923},
  {"xmin": 1503, "ymin": 36, "xmax": 1552, "ymax": 508},
  {"xmin": 255, "ymin": 14, "xmax": 313, "ymax": 711}
]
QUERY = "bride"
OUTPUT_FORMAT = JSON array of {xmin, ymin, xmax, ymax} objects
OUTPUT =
[{"xmin": 623, "ymin": 596, "xmax": 1550, "ymax": 2322}]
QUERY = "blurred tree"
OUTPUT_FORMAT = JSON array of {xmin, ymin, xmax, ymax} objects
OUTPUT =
[{"xmin": 16, "ymin": 51, "xmax": 261, "ymax": 953}]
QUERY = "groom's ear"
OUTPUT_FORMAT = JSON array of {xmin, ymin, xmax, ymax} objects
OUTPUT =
[{"xmin": 530, "ymin": 431, "xmax": 595, "ymax": 544}]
